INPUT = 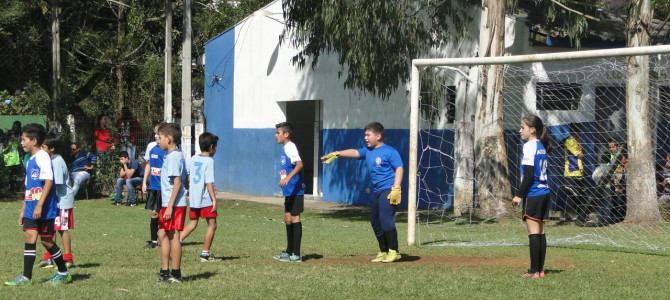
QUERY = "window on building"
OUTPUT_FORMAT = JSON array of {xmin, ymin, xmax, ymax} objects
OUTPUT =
[{"xmin": 536, "ymin": 82, "xmax": 581, "ymax": 110}]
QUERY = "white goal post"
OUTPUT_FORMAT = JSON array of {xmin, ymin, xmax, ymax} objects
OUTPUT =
[{"xmin": 408, "ymin": 44, "xmax": 670, "ymax": 246}]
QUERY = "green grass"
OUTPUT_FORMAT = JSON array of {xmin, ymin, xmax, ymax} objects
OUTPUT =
[{"xmin": 0, "ymin": 198, "xmax": 667, "ymax": 299}]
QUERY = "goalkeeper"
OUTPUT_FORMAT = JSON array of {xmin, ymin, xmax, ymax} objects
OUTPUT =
[{"xmin": 321, "ymin": 122, "xmax": 404, "ymax": 263}]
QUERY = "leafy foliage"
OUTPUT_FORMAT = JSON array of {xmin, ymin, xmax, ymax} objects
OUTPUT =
[{"xmin": 281, "ymin": 0, "xmax": 480, "ymax": 99}]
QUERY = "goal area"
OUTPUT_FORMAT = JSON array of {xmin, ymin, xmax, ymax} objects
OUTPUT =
[{"xmin": 408, "ymin": 45, "xmax": 670, "ymax": 254}]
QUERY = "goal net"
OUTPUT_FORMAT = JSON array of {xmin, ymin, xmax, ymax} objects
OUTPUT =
[{"xmin": 411, "ymin": 46, "xmax": 670, "ymax": 253}]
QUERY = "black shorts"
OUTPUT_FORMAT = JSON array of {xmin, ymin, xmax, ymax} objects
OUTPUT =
[
  {"xmin": 145, "ymin": 190, "xmax": 161, "ymax": 212},
  {"xmin": 522, "ymin": 194, "xmax": 551, "ymax": 222},
  {"xmin": 23, "ymin": 218, "xmax": 55, "ymax": 237},
  {"xmin": 284, "ymin": 195, "xmax": 304, "ymax": 216}
]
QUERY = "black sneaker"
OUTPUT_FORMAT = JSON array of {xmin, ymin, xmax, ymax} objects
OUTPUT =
[
  {"xmin": 158, "ymin": 271, "xmax": 170, "ymax": 283},
  {"xmin": 144, "ymin": 241, "xmax": 158, "ymax": 249}
]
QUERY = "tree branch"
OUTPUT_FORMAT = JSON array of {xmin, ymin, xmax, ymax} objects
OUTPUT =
[{"xmin": 551, "ymin": 0, "xmax": 600, "ymax": 22}]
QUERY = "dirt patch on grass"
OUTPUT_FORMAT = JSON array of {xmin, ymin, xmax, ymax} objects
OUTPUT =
[{"xmin": 306, "ymin": 254, "xmax": 574, "ymax": 269}]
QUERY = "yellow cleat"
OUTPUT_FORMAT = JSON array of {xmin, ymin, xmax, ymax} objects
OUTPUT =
[
  {"xmin": 382, "ymin": 250, "xmax": 401, "ymax": 263},
  {"xmin": 370, "ymin": 252, "xmax": 387, "ymax": 263}
]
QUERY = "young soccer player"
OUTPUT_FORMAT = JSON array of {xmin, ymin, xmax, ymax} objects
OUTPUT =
[
  {"xmin": 38, "ymin": 137, "xmax": 76, "ymax": 269},
  {"xmin": 321, "ymin": 122, "xmax": 404, "ymax": 263},
  {"xmin": 180, "ymin": 132, "xmax": 221, "ymax": 262},
  {"xmin": 142, "ymin": 123, "xmax": 165, "ymax": 249},
  {"xmin": 157, "ymin": 123, "xmax": 188, "ymax": 283},
  {"xmin": 271, "ymin": 122, "xmax": 304, "ymax": 263},
  {"xmin": 512, "ymin": 114, "xmax": 552, "ymax": 279},
  {"xmin": 4, "ymin": 124, "xmax": 71, "ymax": 286}
]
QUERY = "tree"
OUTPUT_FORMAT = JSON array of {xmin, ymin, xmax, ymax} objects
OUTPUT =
[
  {"xmin": 472, "ymin": 0, "xmax": 513, "ymax": 218},
  {"xmin": 625, "ymin": 0, "xmax": 660, "ymax": 222}
]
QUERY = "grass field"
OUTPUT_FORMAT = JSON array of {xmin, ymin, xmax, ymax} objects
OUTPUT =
[{"xmin": 0, "ymin": 197, "xmax": 667, "ymax": 299}]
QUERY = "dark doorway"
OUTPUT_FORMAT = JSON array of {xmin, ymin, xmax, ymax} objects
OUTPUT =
[{"xmin": 285, "ymin": 101, "xmax": 320, "ymax": 195}]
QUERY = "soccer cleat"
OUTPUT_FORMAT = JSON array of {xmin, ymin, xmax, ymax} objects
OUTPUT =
[
  {"xmin": 158, "ymin": 272, "xmax": 170, "ymax": 283},
  {"xmin": 371, "ymin": 252, "xmax": 388, "ymax": 263},
  {"xmin": 4, "ymin": 275, "xmax": 32, "ymax": 286},
  {"xmin": 37, "ymin": 259, "xmax": 54, "ymax": 269},
  {"xmin": 381, "ymin": 250, "xmax": 401, "ymax": 263},
  {"xmin": 65, "ymin": 261, "xmax": 74, "ymax": 268},
  {"xmin": 272, "ymin": 251, "xmax": 290, "ymax": 261},
  {"xmin": 144, "ymin": 241, "xmax": 158, "ymax": 249},
  {"xmin": 46, "ymin": 273, "xmax": 72, "ymax": 285},
  {"xmin": 288, "ymin": 254, "xmax": 302, "ymax": 263},
  {"xmin": 200, "ymin": 254, "xmax": 223, "ymax": 262},
  {"xmin": 521, "ymin": 272, "xmax": 541, "ymax": 279},
  {"xmin": 167, "ymin": 276, "xmax": 182, "ymax": 283}
]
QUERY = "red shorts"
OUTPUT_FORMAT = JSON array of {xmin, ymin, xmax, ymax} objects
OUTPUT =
[
  {"xmin": 188, "ymin": 206, "xmax": 218, "ymax": 219},
  {"xmin": 54, "ymin": 208, "xmax": 74, "ymax": 231},
  {"xmin": 158, "ymin": 206, "xmax": 186, "ymax": 232}
]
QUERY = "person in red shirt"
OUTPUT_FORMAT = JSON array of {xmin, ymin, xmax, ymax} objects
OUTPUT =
[{"xmin": 94, "ymin": 115, "xmax": 114, "ymax": 153}]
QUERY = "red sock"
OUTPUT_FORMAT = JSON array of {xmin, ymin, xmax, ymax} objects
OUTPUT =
[
  {"xmin": 63, "ymin": 253, "xmax": 74, "ymax": 262},
  {"xmin": 42, "ymin": 252, "xmax": 52, "ymax": 260}
]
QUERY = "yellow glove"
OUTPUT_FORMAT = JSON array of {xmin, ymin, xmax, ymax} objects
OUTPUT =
[
  {"xmin": 388, "ymin": 186, "xmax": 402, "ymax": 205},
  {"xmin": 320, "ymin": 151, "xmax": 340, "ymax": 164}
]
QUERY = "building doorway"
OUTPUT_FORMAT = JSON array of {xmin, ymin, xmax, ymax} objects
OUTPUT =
[{"xmin": 285, "ymin": 100, "xmax": 321, "ymax": 196}]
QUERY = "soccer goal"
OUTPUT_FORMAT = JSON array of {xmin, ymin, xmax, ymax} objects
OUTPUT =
[{"xmin": 408, "ymin": 45, "xmax": 670, "ymax": 253}]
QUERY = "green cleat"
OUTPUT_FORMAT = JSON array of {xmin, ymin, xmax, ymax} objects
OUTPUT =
[
  {"xmin": 371, "ymin": 252, "xmax": 388, "ymax": 263},
  {"xmin": 46, "ymin": 273, "xmax": 72, "ymax": 285},
  {"xmin": 4, "ymin": 275, "xmax": 32, "ymax": 286},
  {"xmin": 381, "ymin": 250, "xmax": 402, "ymax": 263}
]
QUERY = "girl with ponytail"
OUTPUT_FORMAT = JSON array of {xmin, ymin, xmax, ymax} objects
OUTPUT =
[{"xmin": 512, "ymin": 114, "xmax": 552, "ymax": 279}]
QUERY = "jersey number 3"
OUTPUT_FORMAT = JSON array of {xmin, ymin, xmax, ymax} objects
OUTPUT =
[{"xmin": 193, "ymin": 162, "xmax": 203, "ymax": 184}]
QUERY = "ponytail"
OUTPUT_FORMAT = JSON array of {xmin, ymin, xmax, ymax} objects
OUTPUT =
[{"xmin": 540, "ymin": 126, "xmax": 552, "ymax": 154}]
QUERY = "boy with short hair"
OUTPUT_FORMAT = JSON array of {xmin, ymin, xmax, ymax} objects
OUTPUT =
[
  {"xmin": 321, "ymin": 122, "xmax": 404, "ymax": 263},
  {"xmin": 272, "ymin": 122, "xmax": 304, "ymax": 263},
  {"xmin": 142, "ymin": 123, "xmax": 165, "ymax": 248},
  {"xmin": 4, "ymin": 124, "xmax": 72, "ymax": 286},
  {"xmin": 157, "ymin": 123, "xmax": 188, "ymax": 283},
  {"xmin": 113, "ymin": 150, "xmax": 144, "ymax": 206},
  {"xmin": 180, "ymin": 132, "xmax": 221, "ymax": 262},
  {"xmin": 38, "ymin": 137, "xmax": 76, "ymax": 269}
]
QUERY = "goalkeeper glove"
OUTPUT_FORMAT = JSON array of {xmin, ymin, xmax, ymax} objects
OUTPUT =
[
  {"xmin": 388, "ymin": 186, "xmax": 402, "ymax": 205},
  {"xmin": 320, "ymin": 151, "xmax": 340, "ymax": 164}
]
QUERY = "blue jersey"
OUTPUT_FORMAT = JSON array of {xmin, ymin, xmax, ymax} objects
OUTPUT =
[
  {"xmin": 279, "ymin": 141, "xmax": 304, "ymax": 197},
  {"xmin": 160, "ymin": 150, "xmax": 188, "ymax": 207},
  {"xmin": 144, "ymin": 142, "xmax": 165, "ymax": 191},
  {"xmin": 520, "ymin": 140, "xmax": 550, "ymax": 197},
  {"xmin": 189, "ymin": 155, "xmax": 215, "ymax": 208},
  {"xmin": 357, "ymin": 144, "xmax": 403, "ymax": 193},
  {"xmin": 24, "ymin": 150, "xmax": 59, "ymax": 220}
]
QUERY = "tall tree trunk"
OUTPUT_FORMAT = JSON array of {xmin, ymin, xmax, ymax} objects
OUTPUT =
[
  {"xmin": 115, "ymin": 1, "xmax": 127, "ymax": 113},
  {"xmin": 625, "ymin": 0, "xmax": 660, "ymax": 223},
  {"xmin": 164, "ymin": 0, "xmax": 173, "ymax": 123},
  {"xmin": 51, "ymin": 0, "xmax": 61, "ymax": 122},
  {"xmin": 474, "ymin": 0, "xmax": 512, "ymax": 218},
  {"xmin": 453, "ymin": 67, "xmax": 477, "ymax": 216},
  {"xmin": 181, "ymin": 0, "xmax": 192, "ymax": 159}
]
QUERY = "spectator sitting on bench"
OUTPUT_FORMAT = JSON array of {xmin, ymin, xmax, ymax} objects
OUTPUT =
[
  {"xmin": 69, "ymin": 142, "xmax": 96, "ymax": 198},
  {"xmin": 113, "ymin": 150, "xmax": 144, "ymax": 207}
]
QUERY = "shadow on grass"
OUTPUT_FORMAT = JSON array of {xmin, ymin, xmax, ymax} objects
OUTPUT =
[
  {"xmin": 213, "ymin": 256, "xmax": 241, "ymax": 261},
  {"xmin": 181, "ymin": 241, "xmax": 204, "ymax": 246},
  {"xmin": 302, "ymin": 253, "xmax": 323, "ymax": 262},
  {"xmin": 183, "ymin": 271, "xmax": 216, "ymax": 282},
  {"xmin": 71, "ymin": 273, "xmax": 93, "ymax": 282},
  {"xmin": 398, "ymin": 255, "xmax": 421, "ymax": 263},
  {"xmin": 544, "ymin": 269, "xmax": 563, "ymax": 274},
  {"xmin": 73, "ymin": 262, "xmax": 101, "ymax": 269}
]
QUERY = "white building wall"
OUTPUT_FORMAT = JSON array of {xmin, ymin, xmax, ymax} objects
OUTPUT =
[{"xmin": 231, "ymin": 1, "xmax": 626, "ymax": 132}]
